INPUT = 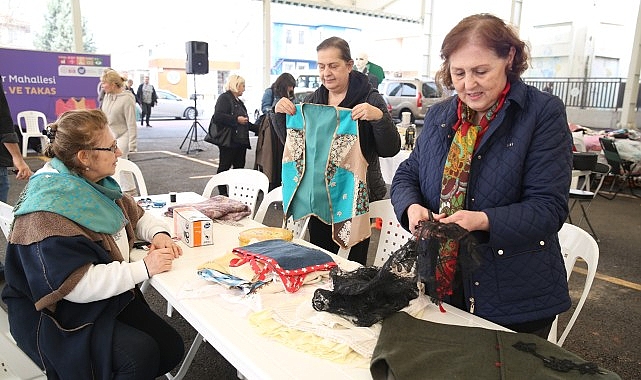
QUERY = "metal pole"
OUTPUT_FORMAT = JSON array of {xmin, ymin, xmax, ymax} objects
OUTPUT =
[{"xmin": 620, "ymin": 0, "xmax": 641, "ymax": 130}]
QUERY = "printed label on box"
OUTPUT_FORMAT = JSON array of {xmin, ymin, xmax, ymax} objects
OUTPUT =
[{"xmin": 173, "ymin": 207, "xmax": 213, "ymax": 247}]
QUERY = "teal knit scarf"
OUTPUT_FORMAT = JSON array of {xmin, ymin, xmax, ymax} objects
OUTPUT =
[{"xmin": 13, "ymin": 158, "xmax": 127, "ymax": 234}]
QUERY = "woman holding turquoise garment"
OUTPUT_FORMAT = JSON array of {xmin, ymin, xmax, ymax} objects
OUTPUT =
[
  {"xmin": 274, "ymin": 36, "xmax": 400, "ymax": 265},
  {"xmin": 1, "ymin": 109, "xmax": 184, "ymax": 379}
]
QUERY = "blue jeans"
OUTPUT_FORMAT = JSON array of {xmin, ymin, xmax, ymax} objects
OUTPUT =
[
  {"xmin": 0, "ymin": 167, "xmax": 9, "ymax": 203},
  {"xmin": 0, "ymin": 167, "xmax": 7, "ymax": 277},
  {"xmin": 112, "ymin": 294, "xmax": 184, "ymax": 379}
]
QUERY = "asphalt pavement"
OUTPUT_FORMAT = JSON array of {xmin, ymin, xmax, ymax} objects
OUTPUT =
[{"xmin": 1, "ymin": 119, "xmax": 640, "ymax": 379}]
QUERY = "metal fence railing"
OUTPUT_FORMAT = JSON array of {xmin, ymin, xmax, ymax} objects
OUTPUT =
[{"xmin": 523, "ymin": 77, "xmax": 640, "ymax": 110}]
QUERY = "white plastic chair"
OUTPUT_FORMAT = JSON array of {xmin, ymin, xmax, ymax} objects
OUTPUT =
[
  {"xmin": 202, "ymin": 169, "xmax": 269, "ymax": 217},
  {"xmin": 337, "ymin": 199, "xmax": 413, "ymax": 264},
  {"xmin": 285, "ymin": 216, "xmax": 310, "ymax": 241},
  {"xmin": 252, "ymin": 186, "xmax": 282, "ymax": 225},
  {"xmin": 548, "ymin": 223, "xmax": 599, "ymax": 347},
  {"xmin": 253, "ymin": 186, "xmax": 310, "ymax": 240},
  {"xmin": 0, "ymin": 200, "xmax": 13, "ymax": 239},
  {"xmin": 369, "ymin": 199, "xmax": 413, "ymax": 266},
  {"xmin": 16, "ymin": 110, "xmax": 48, "ymax": 158},
  {"xmin": 114, "ymin": 158, "xmax": 148, "ymax": 197}
]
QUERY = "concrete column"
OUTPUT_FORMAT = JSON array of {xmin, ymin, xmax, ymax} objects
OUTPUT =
[
  {"xmin": 263, "ymin": 0, "xmax": 271, "ymax": 90},
  {"xmin": 510, "ymin": 0, "xmax": 523, "ymax": 30},
  {"xmin": 620, "ymin": 1, "xmax": 641, "ymax": 130},
  {"xmin": 71, "ymin": 0, "xmax": 83, "ymax": 53},
  {"xmin": 420, "ymin": 0, "xmax": 434, "ymax": 77}
]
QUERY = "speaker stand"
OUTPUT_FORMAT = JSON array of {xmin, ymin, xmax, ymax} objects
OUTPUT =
[
  {"xmin": 179, "ymin": 75, "xmax": 208, "ymax": 154},
  {"xmin": 180, "ymin": 119, "xmax": 207, "ymax": 154}
]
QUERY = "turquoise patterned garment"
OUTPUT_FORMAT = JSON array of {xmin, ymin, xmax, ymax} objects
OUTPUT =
[{"xmin": 282, "ymin": 103, "xmax": 370, "ymax": 248}]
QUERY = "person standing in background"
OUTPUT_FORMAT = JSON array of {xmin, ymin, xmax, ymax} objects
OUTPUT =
[
  {"xmin": 136, "ymin": 76, "xmax": 157, "ymax": 128},
  {"xmin": 212, "ymin": 74, "xmax": 256, "ymax": 196},
  {"xmin": 256, "ymin": 73, "xmax": 296, "ymax": 190},
  {"xmin": 0, "ymin": 77, "xmax": 33, "ymax": 282},
  {"xmin": 126, "ymin": 79, "xmax": 141, "ymax": 123},
  {"xmin": 261, "ymin": 73, "xmax": 296, "ymax": 114},
  {"xmin": 274, "ymin": 37, "xmax": 400, "ymax": 266},
  {"xmin": 126, "ymin": 79, "xmax": 136, "ymax": 97},
  {"xmin": 100, "ymin": 69, "xmax": 138, "ymax": 194},
  {"xmin": 354, "ymin": 52, "xmax": 385, "ymax": 88}
]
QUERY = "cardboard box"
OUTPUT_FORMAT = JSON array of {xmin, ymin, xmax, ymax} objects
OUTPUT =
[{"xmin": 173, "ymin": 207, "xmax": 213, "ymax": 247}]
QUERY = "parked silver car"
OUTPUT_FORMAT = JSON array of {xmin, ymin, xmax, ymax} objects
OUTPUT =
[
  {"xmin": 138, "ymin": 89, "xmax": 204, "ymax": 120},
  {"xmin": 378, "ymin": 78, "xmax": 442, "ymax": 124}
]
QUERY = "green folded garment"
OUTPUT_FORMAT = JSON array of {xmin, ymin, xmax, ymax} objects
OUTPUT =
[{"xmin": 371, "ymin": 312, "xmax": 621, "ymax": 380}]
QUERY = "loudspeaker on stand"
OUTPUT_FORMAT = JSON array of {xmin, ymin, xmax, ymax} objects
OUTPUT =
[{"xmin": 186, "ymin": 41, "xmax": 209, "ymax": 75}]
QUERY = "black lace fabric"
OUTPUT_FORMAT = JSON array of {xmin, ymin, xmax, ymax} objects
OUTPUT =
[
  {"xmin": 414, "ymin": 220, "xmax": 480, "ymax": 302},
  {"xmin": 312, "ymin": 239, "xmax": 419, "ymax": 327},
  {"xmin": 311, "ymin": 220, "xmax": 479, "ymax": 327}
]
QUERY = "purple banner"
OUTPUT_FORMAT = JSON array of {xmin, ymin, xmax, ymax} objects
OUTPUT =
[{"xmin": 0, "ymin": 47, "xmax": 111, "ymax": 124}]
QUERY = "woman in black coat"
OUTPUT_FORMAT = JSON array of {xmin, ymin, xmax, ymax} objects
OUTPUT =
[
  {"xmin": 212, "ymin": 74, "xmax": 256, "ymax": 196},
  {"xmin": 273, "ymin": 37, "xmax": 400, "ymax": 265}
]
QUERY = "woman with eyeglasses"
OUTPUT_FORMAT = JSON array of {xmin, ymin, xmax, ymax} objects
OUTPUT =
[
  {"xmin": 1, "ymin": 109, "xmax": 184, "ymax": 379},
  {"xmin": 273, "ymin": 36, "xmax": 400, "ymax": 266},
  {"xmin": 100, "ymin": 68, "xmax": 138, "ymax": 195}
]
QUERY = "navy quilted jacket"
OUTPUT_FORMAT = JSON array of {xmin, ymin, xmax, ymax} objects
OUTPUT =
[{"xmin": 390, "ymin": 80, "xmax": 573, "ymax": 326}]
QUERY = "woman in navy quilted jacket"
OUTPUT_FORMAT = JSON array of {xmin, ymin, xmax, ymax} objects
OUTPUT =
[{"xmin": 390, "ymin": 13, "xmax": 573, "ymax": 338}]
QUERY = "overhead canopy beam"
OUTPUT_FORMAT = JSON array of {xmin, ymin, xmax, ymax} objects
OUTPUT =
[{"xmin": 271, "ymin": 0, "xmax": 422, "ymax": 24}]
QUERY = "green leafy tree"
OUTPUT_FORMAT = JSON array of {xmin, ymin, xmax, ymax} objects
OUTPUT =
[{"xmin": 34, "ymin": 0, "xmax": 96, "ymax": 53}]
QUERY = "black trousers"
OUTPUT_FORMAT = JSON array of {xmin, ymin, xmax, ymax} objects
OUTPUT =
[
  {"xmin": 140, "ymin": 103, "xmax": 153, "ymax": 125},
  {"xmin": 216, "ymin": 146, "xmax": 247, "ymax": 196},
  {"xmin": 309, "ymin": 216, "xmax": 370, "ymax": 265},
  {"xmin": 113, "ymin": 293, "xmax": 184, "ymax": 379}
]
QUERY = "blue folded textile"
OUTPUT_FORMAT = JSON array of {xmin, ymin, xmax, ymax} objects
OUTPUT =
[{"xmin": 234, "ymin": 239, "xmax": 335, "ymax": 270}]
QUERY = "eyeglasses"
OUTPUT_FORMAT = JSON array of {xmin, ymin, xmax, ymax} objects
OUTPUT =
[{"xmin": 90, "ymin": 142, "xmax": 118, "ymax": 153}]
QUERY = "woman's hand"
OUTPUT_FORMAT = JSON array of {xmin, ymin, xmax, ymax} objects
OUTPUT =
[
  {"xmin": 439, "ymin": 210, "xmax": 490, "ymax": 232},
  {"xmin": 143, "ymin": 248, "xmax": 177, "ymax": 277},
  {"xmin": 274, "ymin": 97, "xmax": 296, "ymax": 115},
  {"xmin": 12, "ymin": 160, "xmax": 32, "ymax": 180},
  {"xmin": 237, "ymin": 115, "xmax": 249, "ymax": 124},
  {"xmin": 151, "ymin": 233, "xmax": 182, "ymax": 258},
  {"xmin": 407, "ymin": 204, "xmax": 445, "ymax": 234},
  {"xmin": 352, "ymin": 102, "xmax": 383, "ymax": 121}
]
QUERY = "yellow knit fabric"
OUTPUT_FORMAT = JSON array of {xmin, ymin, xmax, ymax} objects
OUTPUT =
[{"xmin": 249, "ymin": 309, "xmax": 370, "ymax": 368}]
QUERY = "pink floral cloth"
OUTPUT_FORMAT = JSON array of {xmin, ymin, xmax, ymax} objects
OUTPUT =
[{"xmin": 164, "ymin": 195, "xmax": 251, "ymax": 221}]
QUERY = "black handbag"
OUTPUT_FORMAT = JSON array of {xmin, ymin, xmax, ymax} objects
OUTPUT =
[
  {"xmin": 231, "ymin": 123, "xmax": 250, "ymax": 148},
  {"xmin": 204, "ymin": 116, "xmax": 232, "ymax": 147}
]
